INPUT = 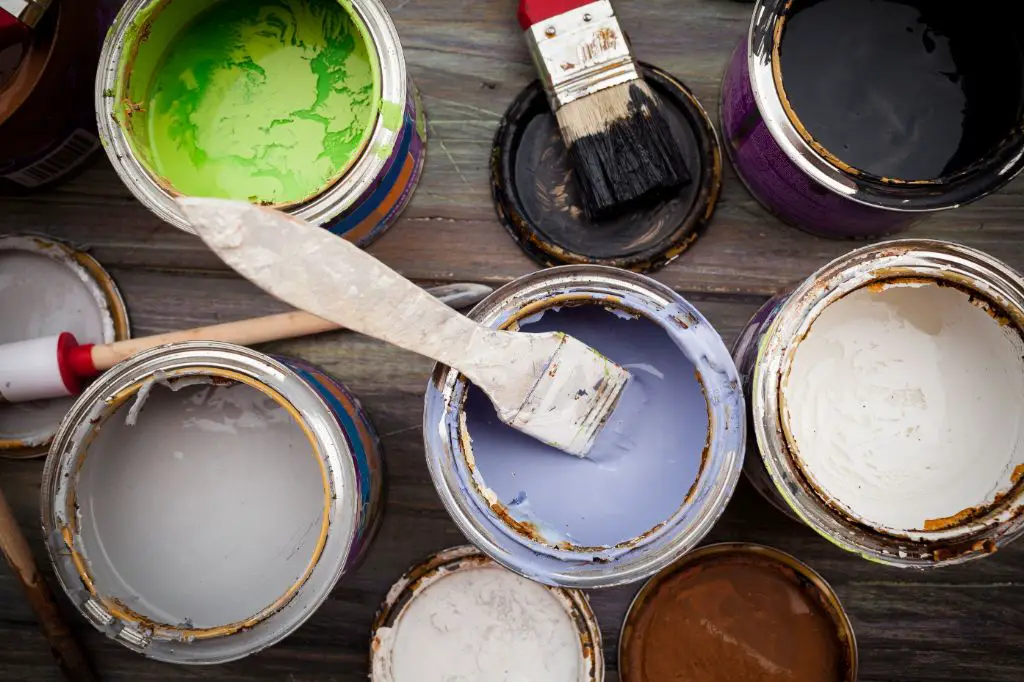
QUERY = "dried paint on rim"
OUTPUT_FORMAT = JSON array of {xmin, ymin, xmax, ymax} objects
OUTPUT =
[
  {"xmin": 0, "ymin": 235, "xmax": 130, "ymax": 456},
  {"xmin": 41, "ymin": 342, "xmax": 367, "ymax": 664},
  {"xmin": 424, "ymin": 266, "xmax": 745, "ymax": 589},
  {"xmin": 748, "ymin": 240, "xmax": 1024, "ymax": 566},
  {"xmin": 369, "ymin": 545, "xmax": 603, "ymax": 682},
  {"xmin": 618, "ymin": 542, "xmax": 857, "ymax": 681}
]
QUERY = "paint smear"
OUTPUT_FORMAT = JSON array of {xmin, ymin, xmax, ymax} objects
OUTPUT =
[
  {"xmin": 145, "ymin": 0, "xmax": 377, "ymax": 204},
  {"xmin": 464, "ymin": 305, "xmax": 709, "ymax": 549}
]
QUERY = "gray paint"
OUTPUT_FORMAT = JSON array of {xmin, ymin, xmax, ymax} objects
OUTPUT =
[{"xmin": 75, "ymin": 380, "xmax": 324, "ymax": 628}]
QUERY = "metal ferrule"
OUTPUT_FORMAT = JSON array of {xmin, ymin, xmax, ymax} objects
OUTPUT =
[
  {"xmin": 0, "ymin": 0, "xmax": 51, "ymax": 27},
  {"xmin": 524, "ymin": 0, "xmax": 639, "ymax": 110}
]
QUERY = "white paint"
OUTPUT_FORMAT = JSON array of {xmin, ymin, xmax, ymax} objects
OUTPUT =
[
  {"xmin": 74, "ymin": 379, "xmax": 325, "ymax": 628},
  {"xmin": 0, "ymin": 244, "xmax": 115, "ymax": 444},
  {"xmin": 783, "ymin": 282, "xmax": 1024, "ymax": 532},
  {"xmin": 374, "ymin": 566, "xmax": 582, "ymax": 682}
]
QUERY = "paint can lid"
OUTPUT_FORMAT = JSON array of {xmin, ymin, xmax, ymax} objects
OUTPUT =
[
  {"xmin": 490, "ymin": 63, "xmax": 721, "ymax": 273},
  {"xmin": 0, "ymin": 235, "xmax": 130, "ymax": 457}
]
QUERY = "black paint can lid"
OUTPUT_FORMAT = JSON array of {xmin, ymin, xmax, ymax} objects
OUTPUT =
[{"xmin": 490, "ymin": 63, "xmax": 721, "ymax": 273}]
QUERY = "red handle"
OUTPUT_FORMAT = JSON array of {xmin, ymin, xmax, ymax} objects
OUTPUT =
[{"xmin": 518, "ymin": 0, "xmax": 591, "ymax": 30}]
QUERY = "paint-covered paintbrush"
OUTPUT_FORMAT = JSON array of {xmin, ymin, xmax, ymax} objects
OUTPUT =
[
  {"xmin": 0, "ymin": 283, "xmax": 491, "ymax": 404},
  {"xmin": 519, "ymin": 0, "xmax": 690, "ymax": 220},
  {"xmin": 176, "ymin": 197, "xmax": 633, "ymax": 458}
]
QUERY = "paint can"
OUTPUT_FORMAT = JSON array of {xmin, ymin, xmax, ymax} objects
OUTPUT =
[
  {"xmin": 0, "ymin": 0, "xmax": 120, "ymax": 193},
  {"xmin": 41, "ymin": 341, "xmax": 384, "ymax": 663},
  {"xmin": 491, "ymin": 63, "xmax": 722, "ymax": 273},
  {"xmin": 370, "ymin": 545, "xmax": 603, "ymax": 682},
  {"xmin": 96, "ymin": 0, "xmax": 426, "ymax": 247},
  {"xmin": 721, "ymin": 0, "xmax": 1024, "ymax": 238},
  {"xmin": 619, "ymin": 543, "xmax": 857, "ymax": 682},
  {"xmin": 0, "ymin": 235, "xmax": 130, "ymax": 458},
  {"xmin": 424, "ymin": 265, "xmax": 745, "ymax": 589},
  {"xmin": 736, "ymin": 240, "xmax": 1024, "ymax": 566}
]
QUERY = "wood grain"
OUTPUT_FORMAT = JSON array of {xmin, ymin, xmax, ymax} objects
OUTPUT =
[{"xmin": 2, "ymin": 0, "xmax": 1024, "ymax": 680}]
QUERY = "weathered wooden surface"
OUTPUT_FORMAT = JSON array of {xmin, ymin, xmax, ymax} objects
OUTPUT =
[{"xmin": 2, "ymin": 0, "xmax": 1023, "ymax": 680}]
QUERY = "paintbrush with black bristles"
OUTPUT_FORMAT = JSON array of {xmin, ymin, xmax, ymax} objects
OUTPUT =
[{"xmin": 518, "ymin": 0, "xmax": 691, "ymax": 220}]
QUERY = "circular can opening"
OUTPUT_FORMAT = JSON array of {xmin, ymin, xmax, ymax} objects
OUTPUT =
[
  {"xmin": 113, "ymin": 0, "xmax": 382, "ymax": 207},
  {"xmin": 67, "ymin": 370, "xmax": 330, "ymax": 637}
]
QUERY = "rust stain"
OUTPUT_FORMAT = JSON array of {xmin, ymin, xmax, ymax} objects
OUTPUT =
[
  {"xmin": 923, "ymin": 506, "xmax": 986, "ymax": 532},
  {"xmin": 1012, "ymin": 464, "xmax": 1024, "ymax": 485}
]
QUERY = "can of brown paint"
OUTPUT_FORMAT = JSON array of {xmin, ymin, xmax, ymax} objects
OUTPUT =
[
  {"xmin": 41, "ymin": 342, "xmax": 385, "ymax": 663},
  {"xmin": 721, "ymin": 0, "xmax": 1024, "ymax": 238},
  {"xmin": 619, "ymin": 543, "xmax": 857, "ymax": 682},
  {"xmin": 369, "ymin": 545, "xmax": 603, "ymax": 682},
  {"xmin": 96, "ymin": 0, "xmax": 425, "ymax": 247},
  {"xmin": 735, "ymin": 240, "xmax": 1024, "ymax": 566},
  {"xmin": 424, "ymin": 266, "xmax": 746, "ymax": 589},
  {"xmin": 0, "ymin": 0, "xmax": 120, "ymax": 193}
]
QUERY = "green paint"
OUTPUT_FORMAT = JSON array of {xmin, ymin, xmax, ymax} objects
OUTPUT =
[{"xmin": 140, "ymin": 0, "xmax": 380, "ymax": 205}]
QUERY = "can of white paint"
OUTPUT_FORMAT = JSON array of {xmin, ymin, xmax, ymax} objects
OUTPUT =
[
  {"xmin": 424, "ymin": 266, "xmax": 746, "ymax": 589},
  {"xmin": 735, "ymin": 240, "xmax": 1024, "ymax": 566},
  {"xmin": 96, "ymin": 0, "xmax": 426, "ymax": 247},
  {"xmin": 369, "ymin": 545, "xmax": 603, "ymax": 682},
  {"xmin": 0, "ymin": 235, "xmax": 130, "ymax": 458},
  {"xmin": 41, "ymin": 342, "xmax": 384, "ymax": 663}
]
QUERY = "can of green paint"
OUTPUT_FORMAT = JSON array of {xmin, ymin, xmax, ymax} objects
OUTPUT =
[{"xmin": 96, "ymin": 0, "xmax": 425, "ymax": 247}]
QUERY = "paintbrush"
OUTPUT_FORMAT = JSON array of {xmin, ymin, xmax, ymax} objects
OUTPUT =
[
  {"xmin": 519, "ymin": 0, "xmax": 690, "ymax": 220},
  {"xmin": 0, "ymin": 283, "xmax": 492, "ymax": 404},
  {"xmin": 176, "ymin": 197, "xmax": 633, "ymax": 458}
]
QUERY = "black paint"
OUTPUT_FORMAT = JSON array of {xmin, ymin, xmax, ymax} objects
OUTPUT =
[
  {"xmin": 491, "ymin": 64, "xmax": 720, "ymax": 273},
  {"xmin": 780, "ymin": 0, "xmax": 1024, "ymax": 180}
]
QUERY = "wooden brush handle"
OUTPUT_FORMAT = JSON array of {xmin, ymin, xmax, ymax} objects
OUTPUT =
[
  {"xmin": 90, "ymin": 310, "xmax": 336, "ymax": 372},
  {"xmin": 518, "ymin": 0, "xmax": 591, "ymax": 29},
  {"xmin": 0, "ymin": 489, "xmax": 97, "ymax": 682}
]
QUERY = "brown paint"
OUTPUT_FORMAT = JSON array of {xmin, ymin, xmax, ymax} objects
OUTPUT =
[{"xmin": 622, "ymin": 552, "xmax": 849, "ymax": 682}]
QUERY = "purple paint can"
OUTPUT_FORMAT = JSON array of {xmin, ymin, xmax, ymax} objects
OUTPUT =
[{"xmin": 721, "ymin": 0, "xmax": 1024, "ymax": 238}]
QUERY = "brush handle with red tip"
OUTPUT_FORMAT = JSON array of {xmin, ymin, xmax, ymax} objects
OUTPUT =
[{"xmin": 517, "ymin": 0, "xmax": 591, "ymax": 29}]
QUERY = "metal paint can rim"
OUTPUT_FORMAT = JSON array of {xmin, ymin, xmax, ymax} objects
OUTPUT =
[
  {"xmin": 750, "ymin": 239, "xmax": 1024, "ymax": 566},
  {"xmin": 368, "ymin": 544, "xmax": 604, "ymax": 682},
  {"xmin": 41, "ymin": 341, "xmax": 363, "ymax": 664},
  {"xmin": 423, "ymin": 265, "xmax": 746, "ymax": 589},
  {"xmin": 617, "ymin": 542, "xmax": 858, "ymax": 682},
  {"xmin": 95, "ymin": 0, "xmax": 411, "ymax": 233},
  {"xmin": 0, "ymin": 234, "xmax": 130, "ymax": 457},
  {"xmin": 745, "ymin": 0, "xmax": 1024, "ymax": 214},
  {"xmin": 490, "ymin": 62, "xmax": 723, "ymax": 273}
]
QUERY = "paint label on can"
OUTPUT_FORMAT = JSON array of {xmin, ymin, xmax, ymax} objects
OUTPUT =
[{"xmin": 1, "ymin": 129, "xmax": 100, "ymax": 188}]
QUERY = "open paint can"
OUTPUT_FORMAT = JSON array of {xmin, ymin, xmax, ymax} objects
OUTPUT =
[
  {"xmin": 97, "ymin": 0, "xmax": 425, "ymax": 246},
  {"xmin": 619, "ymin": 543, "xmax": 857, "ymax": 682},
  {"xmin": 0, "ymin": 0, "xmax": 119, "ymax": 193},
  {"xmin": 721, "ymin": 0, "xmax": 1024, "ymax": 238},
  {"xmin": 735, "ymin": 240, "xmax": 1024, "ymax": 566},
  {"xmin": 424, "ymin": 266, "xmax": 745, "ymax": 589},
  {"xmin": 0, "ymin": 235, "xmax": 130, "ymax": 457},
  {"xmin": 370, "ymin": 545, "xmax": 603, "ymax": 681},
  {"xmin": 41, "ymin": 342, "xmax": 384, "ymax": 663}
]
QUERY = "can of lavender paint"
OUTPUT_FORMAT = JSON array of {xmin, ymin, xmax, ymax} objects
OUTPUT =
[
  {"xmin": 369, "ymin": 545, "xmax": 604, "ymax": 681},
  {"xmin": 0, "ymin": 234, "xmax": 131, "ymax": 458},
  {"xmin": 424, "ymin": 266, "xmax": 746, "ymax": 589},
  {"xmin": 736, "ymin": 240, "xmax": 1024, "ymax": 566},
  {"xmin": 96, "ymin": 0, "xmax": 425, "ymax": 247},
  {"xmin": 41, "ymin": 341, "xmax": 384, "ymax": 663},
  {"xmin": 721, "ymin": 0, "xmax": 1024, "ymax": 238},
  {"xmin": 0, "ymin": 0, "xmax": 120, "ymax": 193}
]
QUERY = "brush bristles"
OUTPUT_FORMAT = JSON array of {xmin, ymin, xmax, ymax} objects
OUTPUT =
[{"xmin": 556, "ymin": 80, "xmax": 691, "ymax": 220}]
